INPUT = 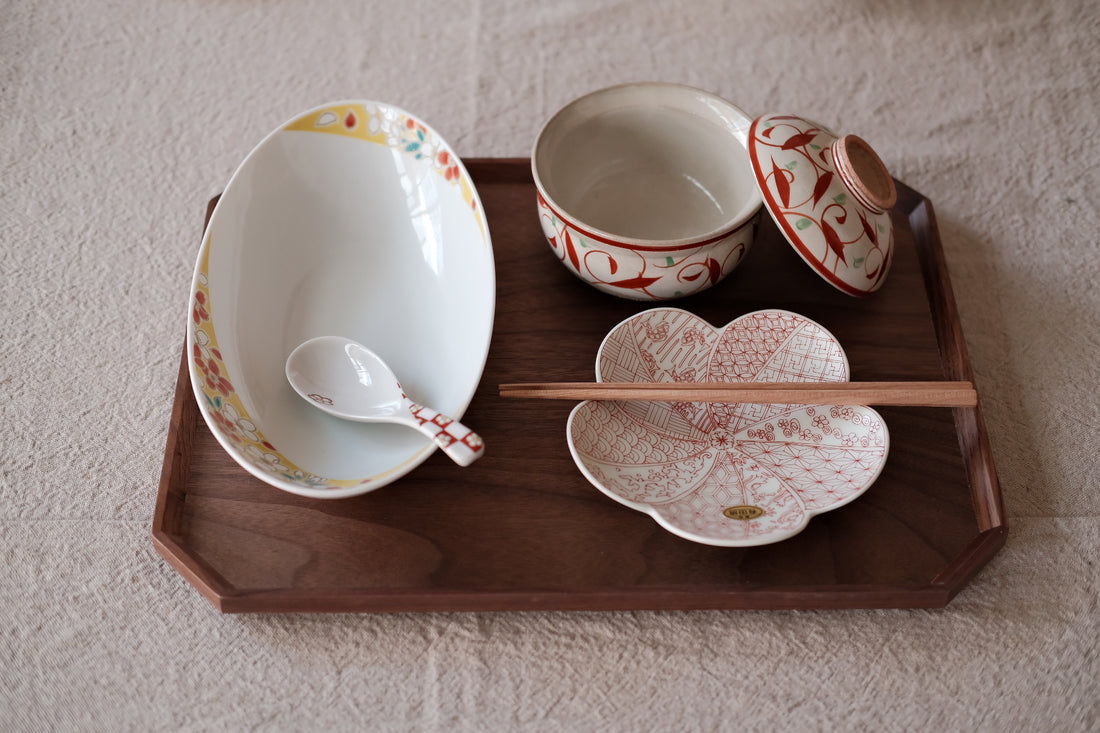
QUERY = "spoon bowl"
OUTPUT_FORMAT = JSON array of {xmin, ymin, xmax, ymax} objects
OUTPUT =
[{"xmin": 286, "ymin": 336, "xmax": 484, "ymax": 467}]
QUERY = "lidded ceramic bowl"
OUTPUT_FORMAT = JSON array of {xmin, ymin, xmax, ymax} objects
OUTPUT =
[
  {"xmin": 532, "ymin": 83, "xmax": 764, "ymax": 301},
  {"xmin": 533, "ymin": 83, "xmax": 899, "ymax": 299}
]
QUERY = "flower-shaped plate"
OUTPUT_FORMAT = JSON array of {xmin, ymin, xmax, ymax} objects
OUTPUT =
[{"xmin": 567, "ymin": 308, "xmax": 890, "ymax": 546}]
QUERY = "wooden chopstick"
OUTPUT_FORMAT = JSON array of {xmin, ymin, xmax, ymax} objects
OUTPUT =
[{"xmin": 498, "ymin": 381, "xmax": 977, "ymax": 407}]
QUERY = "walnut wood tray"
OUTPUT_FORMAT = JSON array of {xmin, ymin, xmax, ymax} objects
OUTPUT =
[{"xmin": 152, "ymin": 158, "xmax": 1005, "ymax": 613}]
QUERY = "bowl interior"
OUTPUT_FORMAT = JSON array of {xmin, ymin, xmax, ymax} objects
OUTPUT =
[
  {"xmin": 189, "ymin": 102, "xmax": 494, "ymax": 497},
  {"xmin": 533, "ymin": 84, "xmax": 761, "ymax": 243}
]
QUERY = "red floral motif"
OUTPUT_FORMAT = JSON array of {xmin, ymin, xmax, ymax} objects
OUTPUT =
[
  {"xmin": 644, "ymin": 321, "xmax": 670, "ymax": 341},
  {"xmin": 190, "ymin": 265, "xmax": 332, "ymax": 489},
  {"xmin": 191, "ymin": 323, "xmax": 233, "ymax": 396},
  {"xmin": 203, "ymin": 361, "xmax": 233, "ymax": 396},
  {"xmin": 435, "ymin": 150, "xmax": 461, "ymax": 181},
  {"xmin": 210, "ymin": 409, "xmax": 235, "ymax": 436},
  {"xmin": 192, "ymin": 290, "xmax": 209, "ymax": 324},
  {"xmin": 779, "ymin": 416, "xmax": 823, "ymax": 443},
  {"xmin": 746, "ymin": 422, "xmax": 776, "ymax": 441},
  {"xmin": 681, "ymin": 327, "xmax": 709, "ymax": 346}
]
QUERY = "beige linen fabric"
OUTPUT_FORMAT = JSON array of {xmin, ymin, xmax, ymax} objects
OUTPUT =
[{"xmin": 1, "ymin": 0, "xmax": 1097, "ymax": 729}]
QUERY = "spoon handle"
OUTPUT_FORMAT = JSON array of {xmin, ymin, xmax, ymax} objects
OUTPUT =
[{"xmin": 405, "ymin": 401, "xmax": 485, "ymax": 467}]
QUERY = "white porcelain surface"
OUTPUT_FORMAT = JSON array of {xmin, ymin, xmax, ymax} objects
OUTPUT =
[
  {"xmin": 187, "ymin": 101, "xmax": 494, "ymax": 498},
  {"xmin": 285, "ymin": 336, "xmax": 484, "ymax": 467},
  {"xmin": 532, "ymin": 83, "xmax": 763, "ymax": 300},
  {"xmin": 567, "ymin": 308, "xmax": 889, "ymax": 546}
]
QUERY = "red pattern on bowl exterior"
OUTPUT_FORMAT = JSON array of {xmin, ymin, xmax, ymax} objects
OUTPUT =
[
  {"xmin": 532, "ymin": 83, "xmax": 764, "ymax": 301},
  {"xmin": 536, "ymin": 191, "xmax": 759, "ymax": 300}
]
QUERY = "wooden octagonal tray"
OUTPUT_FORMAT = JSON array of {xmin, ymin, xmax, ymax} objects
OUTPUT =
[{"xmin": 152, "ymin": 158, "xmax": 1005, "ymax": 613}]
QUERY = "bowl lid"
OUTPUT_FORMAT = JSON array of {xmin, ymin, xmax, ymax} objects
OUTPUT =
[{"xmin": 747, "ymin": 114, "xmax": 896, "ymax": 296}]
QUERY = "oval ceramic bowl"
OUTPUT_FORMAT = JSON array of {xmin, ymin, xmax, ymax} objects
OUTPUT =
[
  {"xmin": 566, "ymin": 307, "xmax": 889, "ymax": 546},
  {"xmin": 532, "ymin": 83, "xmax": 763, "ymax": 301},
  {"xmin": 187, "ymin": 101, "xmax": 494, "ymax": 499}
]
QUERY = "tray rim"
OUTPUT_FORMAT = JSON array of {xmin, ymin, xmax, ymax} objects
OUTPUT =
[{"xmin": 152, "ymin": 158, "xmax": 1006, "ymax": 613}]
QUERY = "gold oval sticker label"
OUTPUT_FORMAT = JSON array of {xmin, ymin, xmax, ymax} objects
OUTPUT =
[{"xmin": 723, "ymin": 505, "xmax": 765, "ymax": 521}]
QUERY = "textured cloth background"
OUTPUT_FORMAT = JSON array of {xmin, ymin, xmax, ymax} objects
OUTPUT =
[{"xmin": 2, "ymin": 0, "xmax": 1098, "ymax": 730}]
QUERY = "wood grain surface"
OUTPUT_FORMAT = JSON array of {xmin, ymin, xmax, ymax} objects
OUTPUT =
[
  {"xmin": 499, "ymin": 381, "xmax": 978, "ymax": 406},
  {"xmin": 152, "ymin": 159, "xmax": 1005, "ymax": 613}
]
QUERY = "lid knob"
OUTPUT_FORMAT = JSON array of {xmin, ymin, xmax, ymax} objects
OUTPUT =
[{"xmin": 831, "ymin": 135, "xmax": 896, "ymax": 213}]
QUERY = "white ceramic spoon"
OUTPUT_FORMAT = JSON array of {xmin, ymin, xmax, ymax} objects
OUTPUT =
[{"xmin": 285, "ymin": 336, "xmax": 484, "ymax": 467}]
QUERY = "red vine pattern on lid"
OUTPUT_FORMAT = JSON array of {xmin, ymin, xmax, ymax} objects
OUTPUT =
[
  {"xmin": 748, "ymin": 115, "xmax": 894, "ymax": 297},
  {"xmin": 568, "ymin": 308, "xmax": 889, "ymax": 546}
]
